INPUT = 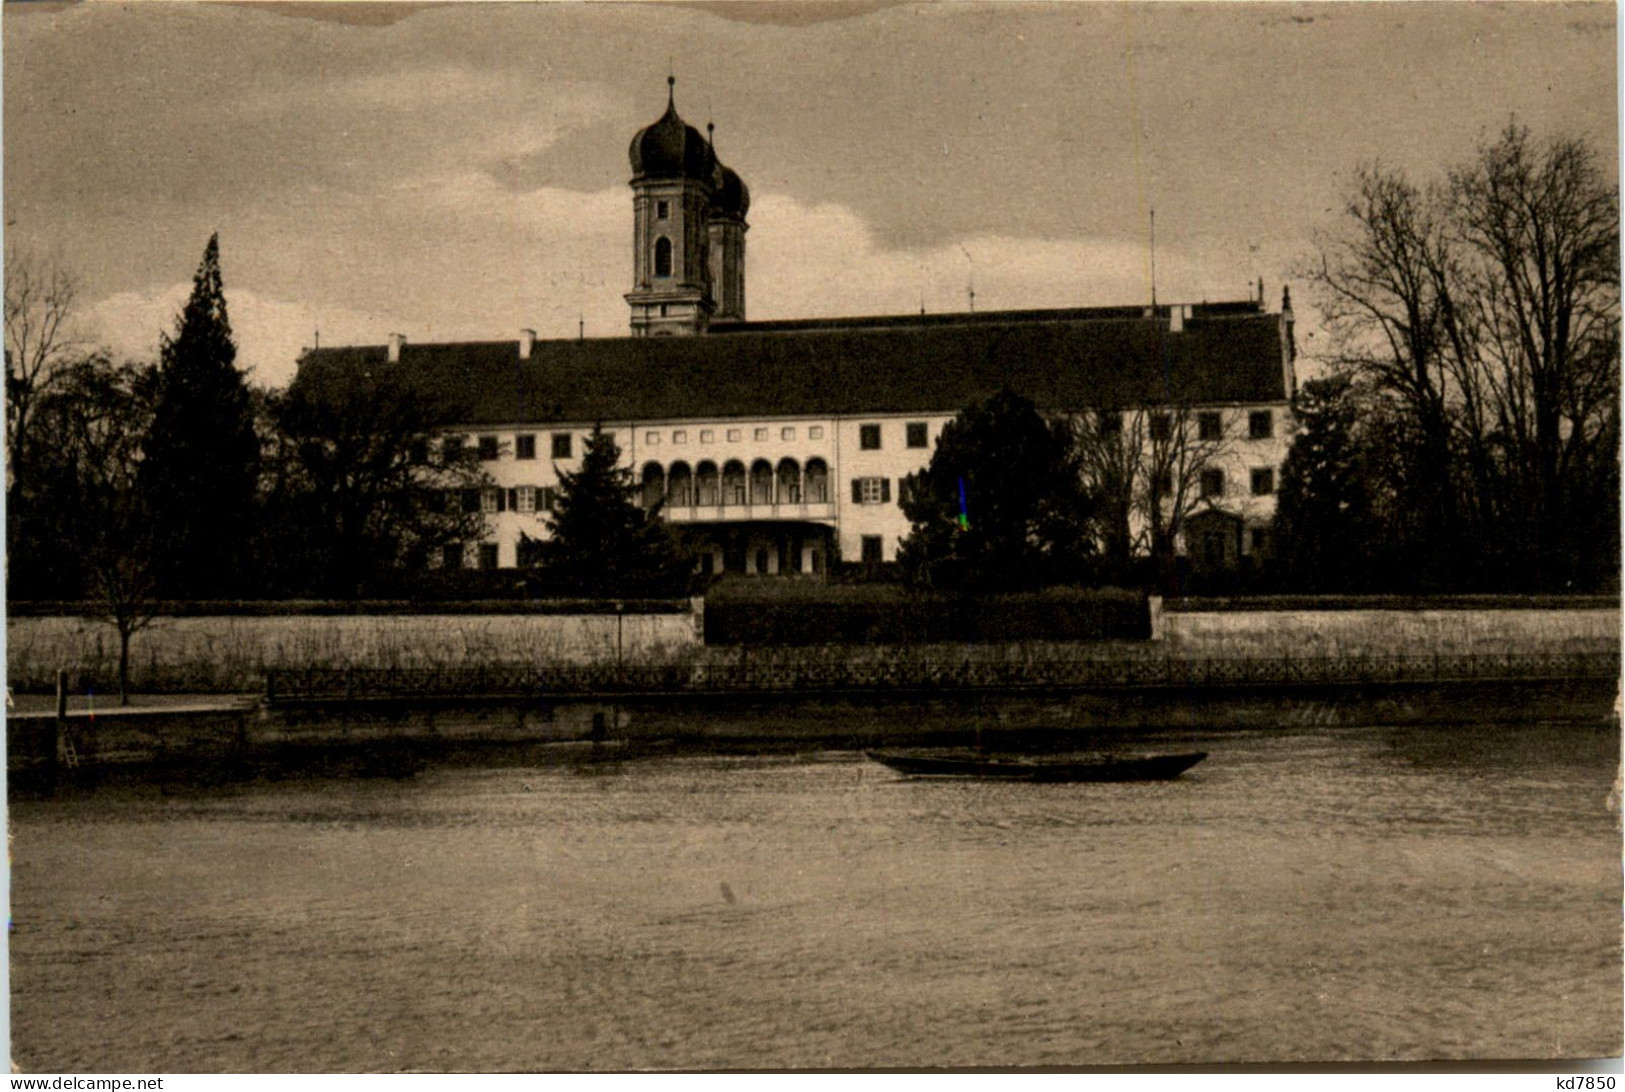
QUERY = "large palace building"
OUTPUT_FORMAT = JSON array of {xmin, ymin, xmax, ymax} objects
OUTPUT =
[{"xmin": 294, "ymin": 81, "xmax": 1298, "ymax": 579}]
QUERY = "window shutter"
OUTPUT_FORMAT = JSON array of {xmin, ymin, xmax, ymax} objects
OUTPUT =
[
  {"xmin": 852, "ymin": 479, "xmax": 863, "ymax": 504},
  {"xmin": 497, "ymin": 489, "xmax": 508, "ymax": 512},
  {"xmin": 881, "ymin": 478, "xmax": 891, "ymax": 503}
]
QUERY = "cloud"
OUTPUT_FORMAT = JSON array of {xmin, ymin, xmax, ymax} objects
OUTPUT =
[
  {"xmin": 747, "ymin": 194, "xmax": 1212, "ymax": 320},
  {"xmin": 82, "ymin": 182, "xmax": 1247, "ymax": 392},
  {"xmin": 83, "ymin": 283, "xmax": 416, "ymax": 389}
]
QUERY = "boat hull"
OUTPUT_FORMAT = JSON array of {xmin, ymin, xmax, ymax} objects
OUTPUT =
[{"xmin": 866, "ymin": 749, "xmax": 1207, "ymax": 782}]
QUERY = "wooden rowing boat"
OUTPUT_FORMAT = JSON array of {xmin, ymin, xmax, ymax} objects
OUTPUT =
[{"xmin": 865, "ymin": 748, "xmax": 1207, "ymax": 782}]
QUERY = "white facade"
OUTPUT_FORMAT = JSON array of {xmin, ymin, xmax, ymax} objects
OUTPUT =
[{"xmin": 448, "ymin": 395, "xmax": 1292, "ymax": 574}]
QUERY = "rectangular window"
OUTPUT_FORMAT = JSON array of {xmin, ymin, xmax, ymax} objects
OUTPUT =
[
  {"xmin": 1152, "ymin": 469, "xmax": 1173, "ymax": 496},
  {"xmin": 515, "ymin": 434, "xmax": 536, "ymax": 460},
  {"xmin": 477, "ymin": 435, "xmax": 499, "ymax": 461},
  {"xmin": 655, "ymin": 200, "xmax": 669, "ymax": 220},
  {"xmin": 1199, "ymin": 412, "xmax": 1223, "ymax": 441},
  {"xmin": 1200, "ymin": 468, "xmax": 1225, "ymax": 498},
  {"xmin": 539, "ymin": 486, "xmax": 557, "ymax": 512},
  {"xmin": 808, "ymin": 426, "xmax": 824, "ymax": 440},
  {"xmin": 781, "ymin": 427, "xmax": 795, "ymax": 441},
  {"xmin": 1249, "ymin": 410, "xmax": 1274, "ymax": 440},
  {"xmin": 700, "ymin": 429, "xmax": 715, "ymax": 443},
  {"xmin": 516, "ymin": 485, "xmax": 537, "ymax": 513},
  {"xmin": 754, "ymin": 427, "xmax": 768, "ymax": 441},
  {"xmin": 443, "ymin": 436, "xmax": 466, "ymax": 462},
  {"xmin": 1251, "ymin": 468, "xmax": 1275, "ymax": 496},
  {"xmin": 727, "ymin": 428, "xmax": 742, "ymax": 442},
  {"xmin": 1251, "ymin": 527, "xmax": 1270, "ymax": 553},
  {"xmin": 906, "ymin": 422, "xmax": 928, "ymax": 448},
  {"xmin": 645, "ymin": 431, "xmax": 660, "ymax": 446},
  {"xmin": 461, "ymin": 489, "xmax": 481, "ymax": 514},
  {"xmin": 478, "ymin": 543, "xmax": 499, "ymax": 571},
  {"xmin": 673, "ymin": 430, "xmax": 687, "ymax": 444},
  {"xmin": 853, "ymin": 476, "xmax": 890, "ymax": 505},
  {"xmin": 481, "ymin": 488, "xmax": 500, "ymax": 514},
  {"xmin": 861, "ymin": 536, "xmax": 883, "ymax": 564},
  {"xmin": 442, "ymin": 543, "xmax": 464, "ymax": 570},
  {"xmin": 1098, "ymin": 411, "xmax": 1123, "ymax": 437},
  {"xmin": 1149, "ymin": 414, "xmax": 1173, "ymax": 442},
  {"xmin": 551, "ymin": 433, "xmax": 573, "ymax": 459},
  {"xmin": 859, "ymin": 424, "xmax": 882, "ymax": 450}
]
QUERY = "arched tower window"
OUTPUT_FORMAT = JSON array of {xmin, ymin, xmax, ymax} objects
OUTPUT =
[{"xmin": 654, "ymin": 236, "xmax": 672, "ymax": 278}]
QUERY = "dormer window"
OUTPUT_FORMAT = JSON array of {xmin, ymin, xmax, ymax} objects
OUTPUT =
[{"xmin": 654, "ymin": 236, "xmax": 672, "ymax": 277}]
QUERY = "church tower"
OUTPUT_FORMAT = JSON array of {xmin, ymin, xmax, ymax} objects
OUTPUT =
[
  {"xmin": 626, "ymin": 78, "xmax": 717, "ymax": 337},
  {"xmin": 706, "ymin": 124, "xmax": 750, "ymax": 324},
  {"xmin": 625, "ymin": 80, "xmax": 749, "ymax": 335}
]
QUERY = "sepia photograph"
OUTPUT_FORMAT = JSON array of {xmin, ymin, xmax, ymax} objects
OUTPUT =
[{"xmin": 4, "ymin": 0, "xmax": 1621, "ymax": 1076}]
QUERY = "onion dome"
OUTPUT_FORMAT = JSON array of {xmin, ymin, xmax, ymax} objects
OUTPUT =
[
  {"xmin": 712, "ymin": 164, "xmax": 751, "ymax": 220},
  {"xmin": 628, "ymin": 78, "xmax": 715, "ymax": 182}
]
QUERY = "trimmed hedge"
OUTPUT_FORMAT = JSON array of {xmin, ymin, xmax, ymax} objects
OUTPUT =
[{"xmin": 705, "ymin": 587, "xmax": 1149, "ymax": 645}]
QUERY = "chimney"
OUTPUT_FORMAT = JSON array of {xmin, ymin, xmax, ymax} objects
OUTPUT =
[
  {"xmin": 1280, "ymin": 286, "xmax": 1297, "ymax": 366},
  {"xmin": 519, "ymin": 328, "xmax": 536, "ymax": 360},
  {"xmin": 387, "ymin": 333, "xmax": 406, "ymax": 363},
  {"xmin": 1168, "ymin": 304, "xmax": 1184, "ymax": 334}
]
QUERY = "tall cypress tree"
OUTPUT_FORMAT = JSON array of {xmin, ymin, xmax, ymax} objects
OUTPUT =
[
  {"xmin": 1272, "ymin": 375, "xmax": 1374, "ymax": 592},
  {"xmin": 141, "ymin": 233, "xmax": 260, "ymax": 598},
  {"xmin": 535, "ymin": 425, "xmax": 690, "ymax": 597}
]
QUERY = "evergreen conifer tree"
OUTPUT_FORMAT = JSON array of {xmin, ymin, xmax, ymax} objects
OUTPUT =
[
  {"xmin": 536, "ymin": 425, "xmax": 689, "ymax": 597},
  {"xmin": 1272, "ymin": 375, "xmax": 1374, "ymax": 591},
  {"xmin": 140, "ymin": 233, "xmax": 260, "ymax": 598},
  {"xmin": 896, "ymin": 387, "xmax": 1098, "ymax": 592}
]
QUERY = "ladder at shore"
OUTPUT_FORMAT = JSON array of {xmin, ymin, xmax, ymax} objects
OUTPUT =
[{"xmin": 57, "ymin": 729, "xmax": 80, "ymax": 768}]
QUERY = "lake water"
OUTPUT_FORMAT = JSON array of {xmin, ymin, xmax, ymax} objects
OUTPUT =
[{"xmin": 10, "ymin": 714, "xmax": 1621, "ymax": 1071}]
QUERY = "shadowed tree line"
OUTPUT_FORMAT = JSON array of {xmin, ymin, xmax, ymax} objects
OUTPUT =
[
  {"xmin": 1281, "ymin": 123, "xmax": 1619, "ymax": 593},
  {"xmin": 4, "ymin": 237, "xmax": 501, "ymax": 697},
  {"xmin": 6, "ymin": 239, "xmax": 688, "ymax": 625}
]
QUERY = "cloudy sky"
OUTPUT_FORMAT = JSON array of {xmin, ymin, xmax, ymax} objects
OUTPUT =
[{"xmin": 5, "ymin": 1, "xmax": 1616, "ymax": 387}]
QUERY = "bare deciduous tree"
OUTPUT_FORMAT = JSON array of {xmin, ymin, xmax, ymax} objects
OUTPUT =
[
  {"xmin": 1305, "ymin": 124, "xmax": 1620, "ymax": 588},
  {"xmin": 42, "ymin": 355, "xmax": 161, "ymax": 703},
  {"xmin": 5, "ymin": 248, "xmax": 84, "ymax": 486},
  {"xmin": 1073, "ymin": 403, "xmax": 1232, "ymax": 588}
]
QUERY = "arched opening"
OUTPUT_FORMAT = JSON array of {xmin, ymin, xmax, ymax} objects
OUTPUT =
[
  {"xmin": 722, "ymin": 460, "xmax": 747, "ymax": 507},
  {"xmin": 695, "ymin": 461, "xmax": 719, "ymax": 507},
  {"xmin": 640, "ymin": 463, "xmax": 666, "ymax": 509},
  {"xmin": 775, "ymin": 458, "xmax": 801, "ymax": 504},
  {"xmin": 805, "ymin": 458, "xmax": 830, "ymax": 504},
  {"xmin": 653, "ymin": 236, "xmax": 673, "ymax": 278},
  {"xmin": 667, "ymin": 461, "xmax": 693, "ymax": 507},
  {"xmin": 749, "ymin": 459, "xmax": 774, "ymax": 506}
]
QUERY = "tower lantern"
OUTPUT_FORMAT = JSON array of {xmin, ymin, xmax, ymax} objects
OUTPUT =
[{"xmin": 624, "ymin": 79, "xmax": 747, "ymax": 335}]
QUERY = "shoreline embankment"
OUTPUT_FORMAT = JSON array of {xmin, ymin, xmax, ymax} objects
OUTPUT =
[
  {"xmin": 7, "ymin": 595, "xmax": 1619, "ymax": 695},
  {"xmin": 11, "ymin": 677, "xmax": 1619, "ymax": 789},
  {"xmin": 9, "ymin": 596, "xmax": 1618, "ymax": 780}
]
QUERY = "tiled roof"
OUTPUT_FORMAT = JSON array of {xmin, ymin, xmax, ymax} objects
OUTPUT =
[{"xmin": 292, "ymin": 306, "xmax": 1289, "ymax": 427}]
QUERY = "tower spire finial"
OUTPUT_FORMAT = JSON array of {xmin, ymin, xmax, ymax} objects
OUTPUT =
[{"xmin": 1149, "ymin": 207, "xmax": 1158, "ymax": 309}]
